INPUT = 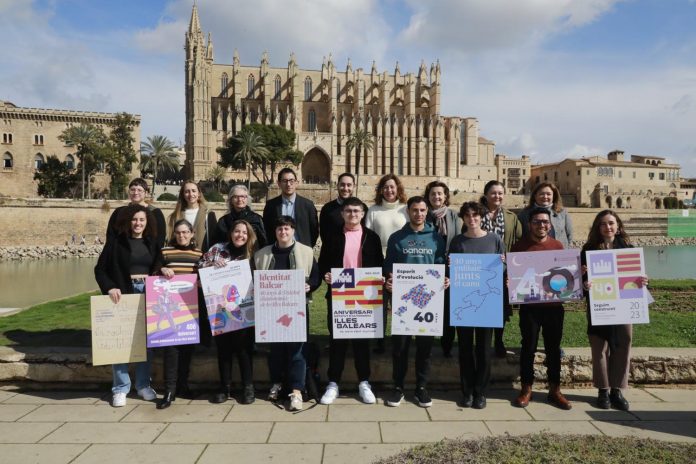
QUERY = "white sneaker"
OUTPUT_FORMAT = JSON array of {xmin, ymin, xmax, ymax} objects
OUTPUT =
[
  {"xmin": 320, "ymin": 382, "xmax": 339, "ymax": 405},
  {"xmin": 137, "ymin": 386, "xmax": 157, "ymax": 401},
  {"xmin": 268, "ymin": 383, "xmax": 283, "ymax": 401},
  {"xmin": 112, "ymin": 392, "xmax": 127, "ymax": 407},
  {"xmin": 358, "ymin": 381, "xmax": 376, "ymax": 404},
  {"xmin": 289, "ymin": 392, "xmax": 303, "ymax": 411}
]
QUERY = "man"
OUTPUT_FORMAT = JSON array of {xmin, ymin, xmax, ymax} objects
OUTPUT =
[
  {"xmin": 383, "ymin": 196, "xmax": 448, "ymax": 408},
  {"xmin": 214, "ymin": 184, "xmax": 267, "ymax": 247},
  {"xmin": 106, "ymin": 178, "xmax": 166, "ymax": 247},
  {"xmin": 319, "ymin": 173, "xmax": 366, "ymax": 244},
  {"xmin": 317, "ymin": 197, "xmax": 384, "ymax": 405},
  {"xmin": 512, "ymin": 207, "xmax": 572, "ymax": 410},
  {"xmin": 263, "ymin": 168, "xmax": 318, "ymax": 248}
]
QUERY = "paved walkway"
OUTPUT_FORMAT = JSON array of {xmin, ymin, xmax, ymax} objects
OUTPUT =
[{"xmin": 1, "ymin": 386, "xmax": 695, "ymax": 464}]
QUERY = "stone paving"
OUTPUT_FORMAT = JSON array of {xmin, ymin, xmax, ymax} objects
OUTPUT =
[{"xmin": 0, "ymin": 387, "xmax": 694, "ymax": 464}]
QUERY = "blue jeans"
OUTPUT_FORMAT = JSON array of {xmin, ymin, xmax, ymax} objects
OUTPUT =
[
  {"xmin": 112, "ymin": 281, "xmax": 152, "ymax": 394},
  {"xmin": 268, "ymin": 342, "xmax": 305, "ymax": 390}
]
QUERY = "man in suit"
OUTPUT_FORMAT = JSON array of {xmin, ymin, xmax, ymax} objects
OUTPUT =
[{"xmin": 263, "ymin": 167, "xmax": 319, "ymax": 248}]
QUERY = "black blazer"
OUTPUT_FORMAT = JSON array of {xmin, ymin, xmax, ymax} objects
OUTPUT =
[
  {"xmin": 94, "ymin": 233, "xmax": 160, "ymax": 295},
  {"xmin": 263, "ymin": 194, "xmax": 318, "ymax": 248}
]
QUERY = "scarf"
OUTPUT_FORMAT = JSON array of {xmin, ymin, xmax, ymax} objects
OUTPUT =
[
  {"xmin": 431, "ymin": 206, "xmax": 449, "ymax": 238},
  {"xmin": 481, "ymin": 207, "xmax": 505, "ymax": 239}
]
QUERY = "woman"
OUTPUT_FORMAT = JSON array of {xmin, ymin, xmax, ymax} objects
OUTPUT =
[
  {"xmin": 423, "ymin": 180, "xmax": 463, "ymax": 358},
  {"xmin": 95, "ymin": 204, "xmax": 160, "ymax": 407},
  {"xmin": 153, "ymin": 219, "xmax": 203, "ymax": 409},
  {"xmin": 479, "ymin": 180, "xmax": 522, "ymax": 357},
  {"xmin": 106, "ymin": 178, "xmax": 167, "ymax": 247},
  {"xmin": 365, "ymin": 174, "xmax": 408, "ymax": 353},
  {"xmin": 254, "ymin": 216, "xmax": 321, "ymax": 411},
  {"xmin": 214, "ymin": 184, "xmax": 267, "ymax": 248},
  {"xmin": 581, "ymin": 210, "xmax": 647, "ymax": 411},
  {"xmin": 167, "ymin": 181, "xmax": 217, "ymax": 252},
  {"xmin": 199, "ymin": 219, "xmax": 258, "ymax": 405},
  {"xmin": 518, "ymin": 182, "xmax": 573, "ymax": 248},
  {"xmin": 448, "ymin": 202, "xmax": 505, "ymax": 410}
]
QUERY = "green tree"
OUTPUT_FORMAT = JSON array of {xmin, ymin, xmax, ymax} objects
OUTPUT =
[
  {"xmin": 218, "ymin": 123, "xmax": 303, "ymax": 192},
  {"xmin": 59, "ymin": 123, "xmax": 107, "ymax": 199},
  {"xmin": 139, "ymin": 135, "xmax": 179, "ymax": 196},
  {"xmin": 33, "ymin": 155, "xmax": 79, "ymax": 198},
  {"xmin": 346, "ymin": 128, "xmax": 374, "ymax": 195},
  {"xmin": 105, "ymin": 113, "xmax": 138, "ymax": 199}
]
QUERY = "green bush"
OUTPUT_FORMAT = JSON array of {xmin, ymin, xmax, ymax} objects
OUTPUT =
[
  {"xmin": 157, "ymin": 192, "xmax": 178, "ymax": 201},
  {"xmin": 204, "ymin": 190, "xmax": 225, "ymax": 202}
]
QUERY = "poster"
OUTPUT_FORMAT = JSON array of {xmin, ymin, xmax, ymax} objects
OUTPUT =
[
  {"xmin": 391, "ymin": 264, "xmax": 446, "ymax": 336},
  {"xmin": 90, "ymin": 294, "xmax": 147, "ymax": 366},
  {"xmin": 254, "ymin": 269, "xmax": 307, "ymax": 342},
  {"xmin": 199, "ymin": 261, "xmax": 254, "ymax": 336},
  {"xmin": 507, "ymin": 249, "xmax": 583, "ymax": 304},
  {"xmin": 587, "ymin": 248, "xmax": 650, "ymax": 325},
  {"xmin": 449, "ymin": 254, "xmax": 504, "ymax": 328},
  {"xmin": 145, "ymin": 275, "xmax": 199, "ymax": 348},
  {"xmin": 330, "ymin": 267, "xmax": 384, "ymax": 339}
]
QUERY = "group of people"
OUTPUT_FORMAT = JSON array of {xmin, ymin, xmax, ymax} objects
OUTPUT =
[{"xmin": 94, "ymin": 171, "xmax": 646, "ymax": 414}]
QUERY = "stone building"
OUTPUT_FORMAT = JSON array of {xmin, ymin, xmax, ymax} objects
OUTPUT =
[
  {"xmin": 184, "ymin": 4, "xmax": 500, "ymax": 193},
  {"xmin": 0, "ymin": 100, "xmax": 141, "ymax": 198},
  {"xmin": 530, "ymin": 150, "xmax": 682, "ymax": 208},
  {"xmin": 495, "ymin": 154, "xmax": 531, "ymax": 195}
]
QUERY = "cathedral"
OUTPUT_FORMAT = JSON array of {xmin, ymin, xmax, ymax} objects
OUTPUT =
[{"xmin": 184, "ymin": 4, "xmax": 499, "ymax": 192}]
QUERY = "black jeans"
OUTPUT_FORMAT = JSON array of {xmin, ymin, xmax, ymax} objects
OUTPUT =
[
  {"xmin": 440, "ymin": 290, "xmax": 455, "ymax": 354},
  {"xmin": 456, "ymin": 327, "xmax": 492, "ymax": 395},
  {"xmin": 519, "ymin": 305, "xmax": 564, "ymax": 385},
  {"xmin": 325, "ymin": 297, "xmax": 371, "ymax": 383},
  {"xmin": 214, "ymin": 327, "xmax": 254, "ymax": 388},
  {"xmin": 162, "ymin": 344, "xmax": 195, "ymax": 393},
  {"xmin": 391, "ymin": 335, "xmax": 434, "ymax": 389}
]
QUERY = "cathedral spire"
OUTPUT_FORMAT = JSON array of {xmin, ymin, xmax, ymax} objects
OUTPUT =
[
  {"xmin": 189, "ymin": 3, "xmax": 202, "ymax": 35},
  {"xmin": 206, "ymin": 32, "xmax": 214, "ymax": 60}
]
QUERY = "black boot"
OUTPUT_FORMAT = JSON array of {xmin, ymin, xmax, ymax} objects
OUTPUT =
[
  {"xmin": 609, "ymin": 388, "xmax": 629, "ymax": 411},
  {"xmin": 176, "ymin": 383, "xmax": 194, "ymax": 399},
  {"xmin": 157, "ymin": 392, "xmax": 175, "ymax": 410},
  {"xmin": 596, "ymin": 389, "xmax": 610, "ymax": 409},
  {"xmin": 241, "ymin": 384, "xmax": 255, "ymax": 404},
  {"xmin": 211, "ymin": 386, "xmax": 230, "ymax": 404}
]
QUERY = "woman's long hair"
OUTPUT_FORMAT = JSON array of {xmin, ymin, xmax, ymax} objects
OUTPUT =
[
  {"xmin": 228, "ymin": 219, "xmax": 257, "ymax": 259},
  {"xmin": 583, "ymin": 210, "xmax": 630, "ymax": 251},
  {"xmin": 116, "ymin": 204, "xmax": 157, "ymax": 239},
  {"xmin": 373, "ymin": 173, "xmax": 407, "ymax": 205},
  {"xmin": 527, "ymin": 182, "xmax": 564, "ymax": 213},
  {"xmin": 168, "ymin": 181, "xmax": 208, "ymax": 232}
]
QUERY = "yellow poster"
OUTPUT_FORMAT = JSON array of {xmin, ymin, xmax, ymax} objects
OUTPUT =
[{"xmin": 90, "ymin": 294, "xmax": 147, "ymax": 366}]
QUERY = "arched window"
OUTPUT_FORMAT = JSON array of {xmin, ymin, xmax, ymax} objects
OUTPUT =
[
  {"xmin": 308, "ymin": 109, "xmax": 316, "ymax": 132},
  {"xmin": 34, "ymin": 153, "xmax": 45, "ymax": 170},
  {"xmin": 221, "ymin": 73, "xmax": 229, "ymax": 98},
  {"xmin": 2, "ymin": 152, "xmax": 12, "ymax": 169},
  {"xmin": 247, "ymin": 74, "xmax": 255, "ymax": 98},
  {"xmin": 304, "ymin": 76, "xmax": 312, "ymax": 101},
  {"xmin": 336, "ymin": 79, "xmax": 341, "ymax": 101},
  {"xmin": 274, "ymin": 75, "xmax": 282, "ymax": 100},
  {"xmin": 65, "ymin": 154, "xmax": 75, "ymax": 169}
]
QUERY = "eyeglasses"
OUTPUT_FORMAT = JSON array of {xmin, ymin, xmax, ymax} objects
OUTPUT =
[
  {"xmin": 343, "ymin": 209, "xmax": 364, "ymax": 215},
  {"xmin": 231, "ymin": 195, "xmax": 248, "ymax": 200},
  {"xmin": 279, "ymin": 179, "xmax": 297, "ymax": 185},
  {"xmin": 531, "ymin": 219, "xmax": 551, "ymax": 226}
]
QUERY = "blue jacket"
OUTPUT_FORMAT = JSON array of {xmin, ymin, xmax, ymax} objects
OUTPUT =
[{"xmin": 383, "ymin": 222, "xmax": 446, "ymax": 275}]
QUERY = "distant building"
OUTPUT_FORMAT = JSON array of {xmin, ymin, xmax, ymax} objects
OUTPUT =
[
  {"xmin": 495, "ymin": 154, "xmax": 531, "ymax": 195},
  {"xmin": 529, "ymin": 150, "xmax": 682, "ymax": 208},
  {"xmin": 0, "ymin": 100, "xmax": 140, "ymax": 198}
]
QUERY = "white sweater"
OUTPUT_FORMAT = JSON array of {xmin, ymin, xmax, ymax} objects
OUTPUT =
[{"xmin": 365, "ymin": 201, "xmax": 408, "ymax": 254}]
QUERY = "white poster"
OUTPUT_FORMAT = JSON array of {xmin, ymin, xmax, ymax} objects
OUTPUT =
[
  {"xmin": 391, "ymin": 264, "xmax": 446, "ymax": 336},
  {"xmin": 90, "ymin": 294, "xmax": 147, "ymax": 366},
  {"xmin": 587, "ymin": 248, "xmax": 650, "ymax": 325},
  {"xmin": 330, "ymin": 267, "xmax": 384, "ymax": 339},
  {"xmin": 254, "ymin": 269, "xmax": 307, "ymax": 342},
  {"xmin": 199, "ymin": 261, "xmax": 254, "ymax": 336}
]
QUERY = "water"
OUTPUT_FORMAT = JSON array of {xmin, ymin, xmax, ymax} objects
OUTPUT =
[
  {"xmin": 0, "ymin": 258, "xmax": 98, "ymax": 308},
  {"xmin": 643, "ymin": 246, "xmax": 696, "ymax": 280}
]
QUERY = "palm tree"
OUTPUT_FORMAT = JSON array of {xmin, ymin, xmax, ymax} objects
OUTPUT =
[
  {"xmin": 233, "ymin": 130, "xmax": 269, "ymax": 190},
  {"xmin": 207, "ymin": 165, "xmax": 227, "ymax": 192},
  {"xmin": 59, "ymin": 124, "xmax": 104, "ymax": 199},
  {"xmin": 346, "ymin": 128, "xmax": 374, "ymax": 195},
  {"xmin": 139, "ymin": 135, "xmax": 179, "ymax": 196}
]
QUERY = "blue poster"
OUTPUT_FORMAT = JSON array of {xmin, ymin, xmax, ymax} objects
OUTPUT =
[{"xmin": 449, "ymin": 254, "xmax": 504, "ymax": 328}]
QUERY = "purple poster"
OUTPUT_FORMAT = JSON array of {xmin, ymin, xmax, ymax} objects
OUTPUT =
[
  {"xmin": 145, "ymin": 274, "xmax": 200, "ymax": 348},
  {"xmin": 507, "ymin": 249, "xmax": 583, "ymax": 304}
]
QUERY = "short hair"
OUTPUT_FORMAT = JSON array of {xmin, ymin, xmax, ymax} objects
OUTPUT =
[
  {"xmin": 337, "ymin": 172, "xmax": 355, "ymax": 184},
  {"xmin": 227, "ymin": 184, "xmax": 251, "ymax": 210},
  {"xmin": 528, "ymin": 182, "xmax": 563, "ymax": 213},
  {"xmin": 341, "ymin": 197, "xmax": 364, "ymax": 210},
  {"xmin": 407, "ymin": 195, "xmax": 427, "ymax": 209},
  {"xmin": 529, "ymin": 207, "xmax": 551, "ymax": 221},
  {"xmin": 168, "ymin": 219, "xmax": 196, "ymax": 247},
  {"xmin": 423, "ymin": 181, "xmax": 450, "ymax": 207},
  {"xmin": 274, "ymin": 215, "xmax": 296, "ymax": 229},
  {"xmin": 458, "ymin": 201, "xmax": 486, "ymax": 218},
  {"xmin": 374, "ymin": 173, "xmax": 407, "ymax": 205},
  {"xmin": 116, "ymin": 204, "xmax": 157, "ymax": 239},
  {"xmin": 277, "ymin": 167, "xmax": 297, "ymax": 182},
  {"xmin": 128, "ymin": 178, "xmax": 149, "ymax": 192}
]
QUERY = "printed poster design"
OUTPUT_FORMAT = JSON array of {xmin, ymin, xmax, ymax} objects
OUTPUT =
[
  {"xmin": 199, "ymin": 261, "xmax": 254, "ymax": 336},
  {"xmin": 254, "ymin": 269, "xmax": 307, "ymax": 342},
  {"xmin": 90, "ymin": 294, "xmax": 147, "ymax": 366},
  {"xmin": 507, "ymin": 249, "xmax": 583, "ymax": 304},
  {"xmin": 587, "ymin": 248, "xmax": 649, "ymax": 325},
  {"xmin": 330, "ymin": 267, "xmax": 384, "ymax": 339},
  {"xmin": 391, "ymin": 264, "xmax": 446, "ymax": 336},
  {"xmin": 145, "ymin": 275, "xmax": 199, "ymax": 348},
  {"xmin": 450, "ymin": 254, "xmax": 504, "ymax": 328}
]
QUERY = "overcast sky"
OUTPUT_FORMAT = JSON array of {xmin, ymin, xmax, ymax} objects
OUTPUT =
[{"xmin": 2, "ymin": 0, "xmax": 695, "ymax": 176}]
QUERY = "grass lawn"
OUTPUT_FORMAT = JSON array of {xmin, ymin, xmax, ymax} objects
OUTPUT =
[{"xmin": 0, "ymin": 281, "xmax": 693, "ymax": 347}]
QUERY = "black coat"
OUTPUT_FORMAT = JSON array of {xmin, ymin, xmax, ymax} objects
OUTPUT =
[
  {"xmin": 106, "ymin": 205, "xmax": 167, "ymax": 248},
  {"xmin": 214, "ymin": 207, "xmax": 267, "ymax": 248},
  {"xmin": 263, "ymin": 194, "xmax": 318, "ymax": 248},
  {"xmin": 94, "ymin": 233, "xmax": 160, "ymax": 295}
]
